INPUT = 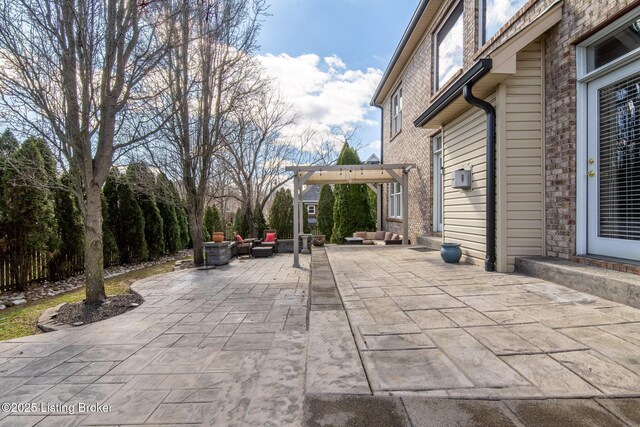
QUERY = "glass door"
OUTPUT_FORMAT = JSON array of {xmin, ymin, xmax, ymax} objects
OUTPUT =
[{"xmin": 587, "ymin": 61, "xmax": 640, "ymax": 260}]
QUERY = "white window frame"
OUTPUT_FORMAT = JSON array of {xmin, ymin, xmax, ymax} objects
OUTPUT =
[
  {"xmin": 388, "ymin": 182, "xmax": 403, "ymax": 219},
  {"xmin": 391, "ymin": 87, "xmax": 402, "ymax": 137},
  {"xmin": 307, "ymin": 204, "xmax": 316, "ymax": 215},
  {"xmin": 576, "ymin": 7, "xmax": 640, "ymax": 256},
  {"xmin": 434, "ymin": 1, "xmax": 464, "ymax": 91},
  {"xmin": 432, "ymin": 134, "xmax": 443, "ymax": 232}
]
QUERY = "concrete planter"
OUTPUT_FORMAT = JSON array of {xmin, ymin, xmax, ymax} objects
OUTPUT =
[{"xmin": 204, "ymin": 241, "xmax": 234, "ymax": 266}]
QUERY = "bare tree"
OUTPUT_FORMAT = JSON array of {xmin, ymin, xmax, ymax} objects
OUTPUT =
[
  {"xmin": 144, "ymin": 0, "xmax": 266, "ymax": 266},
  {"xmin": 0, "ymin": 0, "xmax": 166, "ymax": 302},
  {"xmin": 219, "ymin": 102, "xmax": 340, "ymax": 236}
]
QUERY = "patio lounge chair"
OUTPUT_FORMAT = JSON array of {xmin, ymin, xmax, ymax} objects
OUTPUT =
[
  {"xmin": 235, "ymin": 235, "xmax": 253, "ymax": 257},
  {"xmin": 258, "ymin": 229, "xmax": 278, "ymax": 254}
]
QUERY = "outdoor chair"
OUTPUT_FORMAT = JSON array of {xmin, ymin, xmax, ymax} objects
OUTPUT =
[
  {"xmin": 258, "ymin": 229, "xmax": 278, "ymax": 254},
  {"xmin": 235, "ymin": 234, "xmax": 253, "ymax": 257}
]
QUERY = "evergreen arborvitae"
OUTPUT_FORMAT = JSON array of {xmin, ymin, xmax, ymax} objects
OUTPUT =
[
  {"xmin": 158, "ymin": 202, "xmax": 181, "ymax": 254},
  {"xmin": 317, "ymin": 185, "xmax": 334, "ymax": 238},
  {"xmin": 0, "ymin": 130, "xmax": 19, "ymax": 156},
  {"xmin": 2, "ymin": 139, "xmax": 57, "ymax": 290},
  {"xmin": 116, "ymin": 175, "xmax": 148, "ymax": 263},
  {"xmin": 331, "ymin": 144, "xmax": 375, "ymax": 243},
  {"xmin": 268, "ymin": 188, "xmax": 294, "ymax": 239},
  {"xmin": 177, "ymin": 206, "xmax": 191, "ymax": 249},
  {"xmin": 156, "ymin": 173, "xmax": 182, "ymax": 253},
  {"xmin": 127, "ymin": 164, "xmax": 164, "ymax": 260},
  {"xmin": 234, "ymin": 207, "xmax": 250, "ymax": 238},
  {"xmin": 367, "ymin": 187, "xmax": 378, "ymax": 228},
  {"xmin": 50, "ymin": 175, "xmax": 84, "ymax": 279},
  {"xmin": 203, "ymin": 205, "xmax": 223, "ymax": 240},
  {"xmin": 0, "ymin": 131, "xmax": 19, "ymax": 232},
  {"xmin": 101, "ymin": 192, "xmax": 119, "ymax": 266},
  {"xmin": 253, "ymin": 203, "xmax": 267, "ymax": 238}
]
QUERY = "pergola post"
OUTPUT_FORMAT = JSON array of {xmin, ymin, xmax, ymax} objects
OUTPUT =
[
  {"xmin": 298, "ymin": 184, "xmax": 304, "ymax": 234},
  {"xmin": 402, "ymin": 170, "xmax": 409, "ymax": 245},
  {"xmin": 293, "ymin": 175, "xmax": 300, "ymax": 268},
  {"xmin": 376, "ymin": 184, "xmax": 382, "ymax": 231}
]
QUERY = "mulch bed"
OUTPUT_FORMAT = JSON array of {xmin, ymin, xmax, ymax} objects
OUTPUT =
[{"xmin": 55, "ymin": 293, "xmax": 143, "ymax": 326}]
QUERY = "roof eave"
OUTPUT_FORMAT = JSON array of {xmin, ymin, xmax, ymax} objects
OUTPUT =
[
  {"xmin": 370, "ymin": 0, "xmax": 432, "ymax": 107},
  {"xmin": 413, "ymin": 59, "xmax": 493, "ymax": 128}
]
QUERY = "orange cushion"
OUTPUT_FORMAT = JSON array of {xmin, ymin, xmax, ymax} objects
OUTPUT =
[
  {"xmin": 265, "ymin": 232, "xmax": 276, "ymax": 242},
  {"xmin": 235, "ymin": 234, "xmax": 244, "ymax": 242},
  {"xmin": 355, "ymin": 231, "xmax": 367, "ymax": 239}
]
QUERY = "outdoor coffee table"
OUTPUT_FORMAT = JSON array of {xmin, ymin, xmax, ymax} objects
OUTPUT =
[
  {"xmin": 251, "ymin": 246, "xmax": 273, "ymax": 258},
  {"xmin": 344, "ymin": 237, "xmax": 364, "ymax": 245}
]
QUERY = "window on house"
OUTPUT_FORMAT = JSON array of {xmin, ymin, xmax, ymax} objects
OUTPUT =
[
  {"xmin": 432, "ymin": 134, "xmax": 443, "ymax": 232},
  {"xmin": 391, "ymin": 88, "xmax": 402, "ymax": 137},
  {"xmin": 435, "ymin": 1, "xmax": 464, "ymax": 91},
  {"xmin": 307, "ymin": 204, "xmax": 316, "ymax": 215},
  {"xmin": 587, "ymin": 16, "xmax": 640, "ymax": 72},
  {"xmin": 479, "ymin": 0, "xmax": 527, "ymax": 45},
  {"xmin": 388, "ymin": 182, "xmax": 403, "ymax": 219}
]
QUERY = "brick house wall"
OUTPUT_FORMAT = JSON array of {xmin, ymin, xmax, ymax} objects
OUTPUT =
[
  {"xmin": 543, "ymin": 0, "xmax": 634, "ymax": 259},
  {"xmin": 380, "ymin": 0, "xmax": 637, "ymax": 258}
]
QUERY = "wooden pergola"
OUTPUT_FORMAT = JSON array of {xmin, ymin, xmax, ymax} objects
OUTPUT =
[{"xmin": 285, "ymin": 163, "xmax": 416, "ymax": 268}]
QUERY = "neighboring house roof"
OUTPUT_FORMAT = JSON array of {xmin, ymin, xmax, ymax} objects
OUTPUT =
[
  {"xmin": 302, "ymin": 185, "xmax": 321, "ymax": 203},
  {"xmin": 364, "ymin": 154, "xmax": 381, "ymax": 164}
]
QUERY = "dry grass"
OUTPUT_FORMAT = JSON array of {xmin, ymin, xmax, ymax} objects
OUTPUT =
[{"xmin": 0, "ymin": 260, "xmax": 179, "ymax": 341}]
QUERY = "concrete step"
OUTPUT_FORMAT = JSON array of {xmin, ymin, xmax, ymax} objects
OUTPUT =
[
  {"xmin": 515, "ymin": 256, "xmax": 640, "ymax": 309},
  {"xmin": 416, "ymin": 235, "xmax": 441, "ymax": 250}
]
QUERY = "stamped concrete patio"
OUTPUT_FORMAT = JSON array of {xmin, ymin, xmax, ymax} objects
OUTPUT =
[
  {"xmin": 1, "ymin": 246, "xmax": 639, "ymax": 426},
  {"xmin": 322, "ymin": 245, "xmax": 640, "ymax": 399},
  {"xmin": 0, "ymin": 255, "xmax": 309, "ymax": 426}
]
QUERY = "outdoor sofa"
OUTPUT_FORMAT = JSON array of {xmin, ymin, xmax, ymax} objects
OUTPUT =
[{"xmin": 353, "ymin": 231, "xmax": 404, "ymax": 245}]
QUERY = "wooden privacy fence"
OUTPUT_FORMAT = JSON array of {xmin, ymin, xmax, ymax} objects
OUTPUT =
[{"xmin": 0, "ymin": 252, "xmax": 84, "ymax": 293}]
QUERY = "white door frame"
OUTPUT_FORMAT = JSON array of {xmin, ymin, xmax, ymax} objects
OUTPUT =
[
  {"xmin": 576, "ymin": 8, "xmax": 640, "ymax": 258},
  {"xmin": 586, "ymin": 62, "xmax": 640, "ymax": 259}
]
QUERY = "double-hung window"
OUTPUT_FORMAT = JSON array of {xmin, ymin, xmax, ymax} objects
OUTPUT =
[
  {"xmin": 388, "ymin": 182, "xmax": 403, "ymax": 219},
  {"xmin": 391, "ymin": 88, "xmax": 402, "ymax": 137},
  {"xmin": 434, "ymin": 1, "xmax": 464, "ymax": 91},
  {"xmin": 479, "ymin": 0, "xmax": 528, "ymax": 45},
  {"xmin": 307, "ymin": 204, "xmax": 316, "ymax": 215}
]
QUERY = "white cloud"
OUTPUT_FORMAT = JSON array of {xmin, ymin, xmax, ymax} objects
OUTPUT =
[
  {"xmin": 257, "ymin": 53, "xmax": 382, "ymax": 151},
  {"xmin": 324, "ymin": 55, "xmax": 346, "ymax": 70}
]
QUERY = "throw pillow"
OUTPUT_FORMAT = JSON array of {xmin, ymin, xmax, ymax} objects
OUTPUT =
[
  {"xmin": 392, "ymin": 233, "xmax": 399, "ymax": 240},
  {"xmin": 355, "ymin": 231, "xmax": 367, "ymax": 239},
  {"xmin": 384, "ymin": 231, "xmax": 393, "ymax": 240},
  {"xmin": 375, "ymin": 231, "xmax": 386, "ymax": 240},
  {"xmin": 265, "ymin": 232, "xmax": 276, "ymax": 243},
  {"xmin": 235, "ymin": 235, "xmax": 244, "ymax": 243}
]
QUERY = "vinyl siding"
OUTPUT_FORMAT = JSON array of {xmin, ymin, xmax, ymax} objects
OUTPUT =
[
  {"xmin": 503, "ymin": 40, "xmax": 545, "ymax": 271},
  {"xmin": 442, "ymin": 102, "xmax": 492, "ymax": 266}
]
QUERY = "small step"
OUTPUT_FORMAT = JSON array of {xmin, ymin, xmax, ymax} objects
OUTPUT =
[
  {"xmin": 416, "ymin": 235, "xmax": 441, "ymax": 250},
  {"xmin": 515, "ymin": 256, "xmax": 640, "ymax": 309}
]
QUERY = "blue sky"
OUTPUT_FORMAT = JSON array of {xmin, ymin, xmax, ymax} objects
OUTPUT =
[{"xmin": 257, "ymin": 0, "xmax": 417, "ymax": 161}]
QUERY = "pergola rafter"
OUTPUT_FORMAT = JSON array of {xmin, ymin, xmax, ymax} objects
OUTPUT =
[{"xmin": 285, "ymin": 163, "xmax": 416, "ymax": 268}]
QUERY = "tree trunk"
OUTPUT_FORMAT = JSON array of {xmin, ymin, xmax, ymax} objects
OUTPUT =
[
  {"xmin": 84, "ymin": 185, "xmax": 106, "ymax": 303},
  {"xmin": 188, "ymin": 208, "xmax": 204, "ymax": 266}
]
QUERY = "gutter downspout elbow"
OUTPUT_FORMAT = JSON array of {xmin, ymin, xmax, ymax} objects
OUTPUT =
[{"xmin": 463, "ymin": 83, "xmax": 496, "ymax": 272}]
